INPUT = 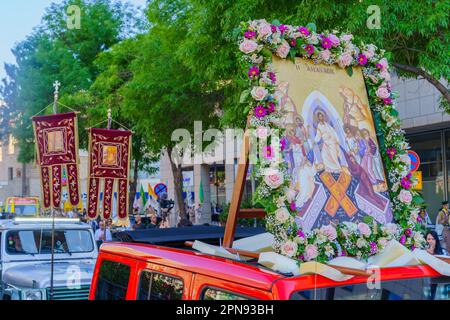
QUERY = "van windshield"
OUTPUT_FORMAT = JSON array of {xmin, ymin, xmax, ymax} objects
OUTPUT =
[
  {"xmin": 8, "ymin": 205, "xmax": 37, "ymax": 216},
  {"xmin": 6, "ymin": 229, "xmax": 94, "ymax": 255}
]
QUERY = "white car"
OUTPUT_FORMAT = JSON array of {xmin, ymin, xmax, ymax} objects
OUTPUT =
[{"xmin": 0, "ymin": 218, "xmax": 98, "ymax": 300}]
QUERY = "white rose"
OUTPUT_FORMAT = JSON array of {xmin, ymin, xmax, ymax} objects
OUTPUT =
[
  {"xmin": 276, "ymin": 40, "xmax": 291, "ymax": 58},
  {"xmin": 239, "ymin": 39, "xmax": 258, "ymax": 54},
  {"xmin": 263, "ymin": 169, "xmax": 284, "ymax": 189},
  {"xmin": 356, "ymin": 238, "xmax": 367, "ymax": 249},
  {"xmin": 257, "ymin": 21, "xmax": 272, "ymax": 39},
  {"xmin": 275, "ymin": 207, "xmax": 290, "ymax": 223},
  {"xmin": 281, "ymin": 240, "xmax": 297, "ymax": 257},
  {"xmin": 251, "ymin": 86, "xmax": 268, "ymax": 101}
]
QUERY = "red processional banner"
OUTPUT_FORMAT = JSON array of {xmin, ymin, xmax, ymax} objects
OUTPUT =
[
  {"xmin": 87, "ymin": 128, "xmax": 132, "ymax": 220},
  {"xmin": 32, "ymin": 112, "xmax": 80, "ymax": 210}
]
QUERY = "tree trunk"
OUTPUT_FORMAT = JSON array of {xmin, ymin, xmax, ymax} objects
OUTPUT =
[
  {"xmin": 392, "ymin": 63, "xmax": 450, "ymax": 104},
  {"xmin": 128, "ymin": 158, "xmax": 139, "ymax": 215},
  {"xmin": 167, "ymin": 147, "xmax": 186, "ymax": 221}
]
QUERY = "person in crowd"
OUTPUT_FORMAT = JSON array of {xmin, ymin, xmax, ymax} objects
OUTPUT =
[
  {"xmin": 188, "ymin": 206, "xmax": 195, "ymax": 224},
  {"xmin": 95, "ymin": 220, "xmax": 112, "ymax": 246},
  {"xmin": 425, "ymin": 230, "xmax": 444, "ymax": 255},
  {"xmin": 159, "ymin": 217, "xmax": 170, "ymax": 228},
  {"xmin": 195, "ymin": 204, "xmax": 202, "ymax": 224},
  {"xmin": 80, "ymin": 208, "xmax": 88, "ymax": 223},
  {"xmin": 133, "ymin": 214, "xmax": 146, "ymax": 230},
  {"xmin": 147, "ymin": 214, "xmax": 160, "ymax": 229},
  {"xmin": 436, "ymin": 201, "xmax": 450, "ymax": 249},
  {"xmin": 419, "ymin": 206, "xmax": 433, "ymax": 229},
  {"xmin": 177, "ymin": 218, "xmax": 193, "ymax": 228}
]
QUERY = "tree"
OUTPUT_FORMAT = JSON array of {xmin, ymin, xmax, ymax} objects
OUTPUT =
[
  {"xmin": 77, "ymin": 37, "xmax": 159, "ymax": 213},
  {"xmin": 118, "ymin": 22, "xmax": 220, "ymax": 219},
  {"xmin": 1, "ymin": 0, "xmax": 141, "ymax": 163},
  {"xmin": 175, "ymin": 0, "xmax": 449, "ymax": 124}
]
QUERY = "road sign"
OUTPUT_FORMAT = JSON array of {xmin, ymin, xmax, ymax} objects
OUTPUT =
[
  {"xmin": 408, "ymin": 150, "xmax": 421, "ymax": 172},
  {"xmin": 154, "ymin": 183, "xmax": 168, "ymax": 197}
]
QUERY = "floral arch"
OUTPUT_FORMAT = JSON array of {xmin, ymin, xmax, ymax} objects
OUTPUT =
[{"xmin": 237, "ymin": 20, "xmax": 426, "ymax": 263}]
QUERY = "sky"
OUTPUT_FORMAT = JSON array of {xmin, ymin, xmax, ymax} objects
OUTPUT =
[{"xmin": 0, "ymin": 0, "xmax": 147, "ymax": 80}]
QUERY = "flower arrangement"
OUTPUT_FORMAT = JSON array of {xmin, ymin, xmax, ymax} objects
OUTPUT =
[{"xmin": 237, "ymin": 19, "xmax": 426, "ymax": 263}]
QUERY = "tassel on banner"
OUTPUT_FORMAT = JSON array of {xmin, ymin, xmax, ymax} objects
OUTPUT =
[
  {"xmin": 51, "ymin": 165, "xmax": 62, "ymax": 209},
  {"xmin": 41, "ymin": 166, "xmax": 52, "ymax": 209},
  {"xmin": 103, "ymin": 178, "xmax": 114, "ymax": 220},
  {"xmin": 67, "ymin": 163, "xmax": 80, "ymax": 207},
  {"xmin": 118, "ymin": 179, "xmax": 128, "ymax": 219},
  {"xmin": 88, "ymin": 177, "xmax": 100, "ymax": 219}
]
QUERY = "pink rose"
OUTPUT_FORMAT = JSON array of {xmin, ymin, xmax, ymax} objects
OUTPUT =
[
  {"xmin": 276, "ymin": 40, "xmax": 291, "ymax": 58},
  {"xmin": 378, "ymin": 58, "xmax": 389, "ymax": 71},
  {"xmin": 320, "ymin": 49, "xmax": 331, "ymax": 61},
  {"xmin": 320, "ymin": 224, "xmax": 337, "ymax": 241},
  {"xmin": 257, "ymin": 21, "xmax": 273, "ymax": 38},
  {"xmin": 362, "ymin": 50, "xmax": 373, "ymax": 60},
  {"xmin": 239, "ymin": 39, "xmax": 258, "ymax": 54},
  {"xmin": 338, "ymin": 52, "xmax": 353, "ymax": 68},
  {"xmin": 376, "ymin": 85, "xmax": 390, "ymax": 99},
  {"xmin": 340, "ymin": 34, "xmax": 353, "ymax": 42},
  {"xmin": 264, "ymin": 169, "xmax": 283, "ymax": 189},
  {"xmin": 304, "ymin": 244, "xmax": 318, "ymax": 261},
  {"xmin": 328, "ymin": 34, "xmax": 340, "ymax": 47},
  {"xmin": 357, "ymin": 222, "xmax": 372, "ymax": 237},
  {"xmin": 281, "ymin": 241, "xmax": 297, "ymax": 257},
  {"xmin": 256, "ymin": 126, "xmax": 269, "ymax": 139},
  {"xmin": 399, "ymin": 190, "xmax": 413, "ymax": 204},
  {"xmin": 251, "ymin": 86, "xmax": 268, "ymax": 101},
  {"xmin": 379, "ymin": 70, "xmax": 391, "ymax": 82}
]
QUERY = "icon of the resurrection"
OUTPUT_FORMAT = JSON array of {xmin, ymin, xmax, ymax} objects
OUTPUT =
[{"xmin": 273, "ymin": 57, "xmax": 393, "ymax": 231}]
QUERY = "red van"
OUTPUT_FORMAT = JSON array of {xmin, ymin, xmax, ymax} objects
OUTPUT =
[{"xmin": 89, "ymin": 241, "xmax": 450, "ymax": 300}]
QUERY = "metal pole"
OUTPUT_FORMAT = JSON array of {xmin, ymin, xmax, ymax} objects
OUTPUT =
[
  {"xmin": 104, "ymin": 109, "xmax": 112, "ymax": 242},
  {"xmin": 49, "ymin": 80, "xmax": 60, "ymax": 300}
]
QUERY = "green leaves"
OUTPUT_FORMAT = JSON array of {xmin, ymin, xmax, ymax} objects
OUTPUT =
[
  {"xmin": 346, "ymin": 66, "xmax": 353, "ymax": 77},
  {"xmin": 306, "ymin": 22, "xmax": 317, "ymax": 32},
  {"xmin": 239, "ymin": 89, "xmax": 250, "ymax": 103}
]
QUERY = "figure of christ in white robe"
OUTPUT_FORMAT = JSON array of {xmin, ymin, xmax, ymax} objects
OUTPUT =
[
  {"xmin": 295, "ymin": 161, "xmax": 317, "ymax": 209},
  {"xmin": 314, "ymin": 113, "xmax": 343, "ymax": 173}
]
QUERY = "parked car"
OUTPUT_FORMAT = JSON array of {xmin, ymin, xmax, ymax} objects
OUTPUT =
[
  {"xmin": 0, "ymin": 218, "xmax": 98, "ymax": 300},
  {"xmin": 89, "ymin": 241, "xmax": 450, "ymax": 300}
]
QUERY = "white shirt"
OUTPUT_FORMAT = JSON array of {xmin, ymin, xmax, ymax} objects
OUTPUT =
[{"xmin": 94, "ymin": 228, "xmax": 112, "ymax": 241}]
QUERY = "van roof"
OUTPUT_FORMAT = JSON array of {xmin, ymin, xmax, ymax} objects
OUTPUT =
[
  {"xmin": 100, "ymin": 242, "xmax": 443, "ymax": 293},
  {"xmin": 100, "ymin": 242, "xmax": 284, "ymax": 291}
]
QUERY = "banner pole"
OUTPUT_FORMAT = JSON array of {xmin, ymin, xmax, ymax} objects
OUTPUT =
[{"xmin": 49, "ymin": 80, "xmax": 60, "ymax": 301}]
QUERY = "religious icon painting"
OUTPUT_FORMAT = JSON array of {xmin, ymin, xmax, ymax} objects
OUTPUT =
[
  {"xmin": 32, "ymin": 112, "xmax": 80, "ymax": 210},
  {"xmin": 87, "ymin": 128, "xmax": 132, "ymax": 220},
  {"xmin": 273, "ymin": 57, "xmax": 393, "ymax": 231}
]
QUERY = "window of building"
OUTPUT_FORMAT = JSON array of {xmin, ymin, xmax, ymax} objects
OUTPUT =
[
  {"xmin": 8, "ymin": 167, "xmax": 13, "ymax": 181},
  {"xmin": 137, "ymin": 270, "xmax": 183, "ymax": 300},
  {"xmin": 94, "ymin": 260, "xmax": 130, "ymax": 300},
  {"xmin": 202, "ymin": 287, "xmax": 250, "ymax": 300},
  {"xmin": 407, "ymin": 131, "xmax": 445, "ymax": 222}
]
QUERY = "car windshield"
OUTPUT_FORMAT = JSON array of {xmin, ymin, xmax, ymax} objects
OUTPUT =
[
  {"xmin": 6, "ymin": 229, "xmax": 94, "ymax": 255},
  {"xmin": 8, "ymin": 205, "xmax": 37, "ymax": 216}
]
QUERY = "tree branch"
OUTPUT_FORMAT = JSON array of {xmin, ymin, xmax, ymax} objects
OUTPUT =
[{"xmin": 392, "ymin": 63, "xmax": 450, "ymax": 104}]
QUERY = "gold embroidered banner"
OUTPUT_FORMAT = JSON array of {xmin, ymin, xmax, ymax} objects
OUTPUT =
[
  {"xmin": 32, "ymin": 112, "xmax": 80, "ymax": 210},
  {"xmin": 87, "ymin": 128, "xmax": 132, "ymax": 220}
]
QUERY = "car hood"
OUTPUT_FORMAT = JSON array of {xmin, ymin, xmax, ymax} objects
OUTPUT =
[{"xmin": 3, "ymin": 260, "xmax": 95, "ymax": 289}]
